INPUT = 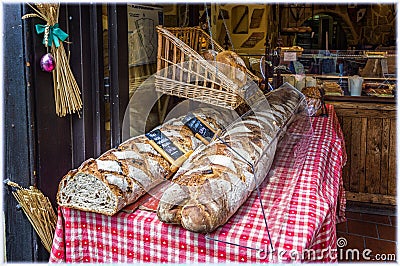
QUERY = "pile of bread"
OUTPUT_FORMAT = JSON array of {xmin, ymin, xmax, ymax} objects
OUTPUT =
[
  {"xmin": 158, "ymin": 88, "xmax": 303, "ymax": 232},
  {"xmin": 301, "ymin": 86, "xmax": 323, "ymax": 117},
  {"xmin": 57, "ymin": 107, "xmax": 236, "ymax": 216},
  {"xmin": 57, "ymin": 86, "xmax": 304, "ymax": 233},
  {"xmin": 201, "ymin": 50, "xmax": 250, "ymax": 87},
  {"xmin": 362, "ymin": 82, "xmax": 395, "ymax": 97},
  {"xmin": 322, "ymin": 81, "xmax": 344, "ymax": 96},
  {"xmin": 281, "ymin": 26, "xmax": 312, "ymax": 33}
]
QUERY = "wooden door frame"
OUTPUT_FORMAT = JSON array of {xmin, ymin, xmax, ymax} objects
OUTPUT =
[
  {"xmin": 3, "ymin": 3, "xmax": 130, "ymax": 262},
  {"xmin": 3, "ymin": 3, "xmax": 41, "ymax": 262},
  {"xmin": 107, "ymin": 4, "xmax": 129, "ymax": 148}
]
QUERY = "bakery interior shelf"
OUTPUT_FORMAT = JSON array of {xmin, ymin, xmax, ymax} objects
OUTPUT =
[
  {"xmin": 325, "ymin": 95, "xmax": 396, "ymax": 104},
  {"xmin": 279, "ymin": 73, "xmax": 396, "ymax": 81},
  {"xmin": 278, "ymin": 73, "xmax": 396, "ymax": 99},
  {"xmin": 299, "ymin": 53, "xmax": 396, "ymax": 60},
  {"xmin": 296, "ymin": 74, "xmax": 396, "ymax": 82}
]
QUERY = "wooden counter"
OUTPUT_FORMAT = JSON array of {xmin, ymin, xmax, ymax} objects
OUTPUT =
[{"xmin": 326, "ymin": 97, "xmax": 396, "ymax": 205}]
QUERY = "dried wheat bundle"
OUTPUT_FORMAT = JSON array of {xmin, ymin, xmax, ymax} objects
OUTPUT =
[
  {"xmin": 5, "ymin": 180, "xmax": 57, "ymax": 253},
  {"xmin": 22, "ymin": 3, "xmax": 82, "ymax": 117}
]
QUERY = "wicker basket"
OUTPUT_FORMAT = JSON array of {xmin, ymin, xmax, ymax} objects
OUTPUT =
[{"xmin": 155, "ymin": 26, "xmax": 259, "ymax": 110}]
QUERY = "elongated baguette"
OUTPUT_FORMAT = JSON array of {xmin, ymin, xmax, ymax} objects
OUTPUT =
[
  {"xmin": 157, "ymin": 87, "xmax": 304, "ymax": 232},
  {"xmin": 57, "ymin": 107, "xmax": 236, "ymax": 216}
]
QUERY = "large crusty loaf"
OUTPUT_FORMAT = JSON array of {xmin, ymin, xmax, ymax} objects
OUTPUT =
[
  {"xmin": 157, "ymin": 87, "xmax": 304, "ymax": 233},
  {"xmin": 57, "ymin": 107, "xmax": 236, "ymax": 216},
  {"xmin": 215, "ymin": 50, "xmax": 248, "ymax": 87}
]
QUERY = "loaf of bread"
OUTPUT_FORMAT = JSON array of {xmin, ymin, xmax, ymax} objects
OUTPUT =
[
  {"xmin": 202, "ymin": 49, "xmax": 218, "ymax": 61},
  {"xmin": 322, "ymin": 81, "xmax": 343, "ymax": 96},
  {"xmin": 57, "ymin": 107, "xmax": 236, "ymax": 216},
  {"xmin": 215, "ymin": 50, "xmax": 248, "ymax": 87},
  {"xmin": 282, "ymin": 26, "xmax": 312, "ymax": 33},
  {"xmin": 362, "ymin": 82, "xmax": 395, "ymax": 97},
  {"xmin": 157, "ymin": 87, "xmax": 304, "ymax": 233},
  {"xmin": 301, "ymin": 86, "xmax": 323, "ymax": 116}
]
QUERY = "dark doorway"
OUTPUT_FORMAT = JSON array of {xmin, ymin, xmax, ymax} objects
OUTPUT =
[{"xmin": 301, "ymin": 13, "xmax": 348, "ymax": 50}]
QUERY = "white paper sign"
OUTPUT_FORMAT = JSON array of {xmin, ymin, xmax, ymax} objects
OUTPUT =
[
  {"xmin": 128, "ymin": 5, "xmax": 163, "ymax": 66},
  {"xmin": 283, "ymin": 52, "xmax": 297, "ymax": 61},
  {"xmin": 381, "ymin": 59, "xmax": 388, "ymax": 75}
]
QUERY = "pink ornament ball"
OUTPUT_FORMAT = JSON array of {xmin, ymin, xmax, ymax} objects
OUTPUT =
[{"xmin": 40, "ymin": 53, "xmax": 55, "ymax": 72}]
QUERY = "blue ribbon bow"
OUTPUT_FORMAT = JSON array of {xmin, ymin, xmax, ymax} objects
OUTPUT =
[{"xmin": 35, "ymin": 23, "xmax": 68, "ymax": 47}]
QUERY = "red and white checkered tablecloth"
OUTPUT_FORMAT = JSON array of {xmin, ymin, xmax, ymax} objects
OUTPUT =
[{"xmin": 50, "ymin": 104, "xmax": 346, "ymax": 263}]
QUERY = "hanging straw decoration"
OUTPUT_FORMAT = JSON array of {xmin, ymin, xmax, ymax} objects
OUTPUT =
[
  {"xmin": 5, "ymin": 180, "xmax": 57, "ymax": 253},
  {"xmin": 22, "ymin": 3, "xmax": 82, "ymax": 117}
]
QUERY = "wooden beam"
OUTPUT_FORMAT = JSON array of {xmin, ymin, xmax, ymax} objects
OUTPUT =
[
  {"xmin": 346, "ymin": 192, "xmax": 396, "ymax": 205},
  {"xmin": 333, "ymin": 108, "xmax": 396, "ymax": 119},
  {"xmin": 89, "ymin": 5, "xmax": 107, "ymax": 157},
  {"xmin": 327, "ymin": 101, "xmax": 396, "ymax": 111},
  {"xmin": 4, "ymin": 3, "xmax": 36, "ymax": 262},
  {"xmin": 66, "ymin": 4, "xmax": 96, "ymax": 167},
  {"xmin": 108, "ymin": 4, "xmax": 129, "ymax": 147}
]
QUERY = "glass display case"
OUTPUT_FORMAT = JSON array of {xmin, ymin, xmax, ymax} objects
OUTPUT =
[{"xmin": 239, "ymin": 49, "xmax": 396, "ymax": 99}]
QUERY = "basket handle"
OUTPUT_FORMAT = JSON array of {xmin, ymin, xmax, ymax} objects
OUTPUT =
[{"xmin": 156, "ymin": 26, "xmax": 237, "ymax": 88}]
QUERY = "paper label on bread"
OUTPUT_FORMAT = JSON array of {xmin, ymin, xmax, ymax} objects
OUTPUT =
[{"xmin": 183, "ymin": 113, "xmax": 220, "ymax": 144}]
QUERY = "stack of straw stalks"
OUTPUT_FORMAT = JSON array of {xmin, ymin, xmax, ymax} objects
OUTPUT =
[
  {"xmin": 23, "ymin": 3, "xmax": 82, "ymax": 117},
  {"xmin": 5, "ymin": 180, "xmax": 57, "ymax": 253}
]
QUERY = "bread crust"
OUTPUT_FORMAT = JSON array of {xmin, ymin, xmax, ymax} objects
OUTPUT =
[
  {"xmin": 57, "ymin": 108, "xmax": 236, "ymax": 215},
  {"xmin": 157, "ymin": 87, "xmax": 303, "ymax": 233},
  {"xmin": 215, "ymin": 51, "xmax": 248, "ymax": 87}
]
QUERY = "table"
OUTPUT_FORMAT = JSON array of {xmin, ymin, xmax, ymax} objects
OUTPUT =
[{"xmin": 50, "ymin": 104, "xmax": 346, "ymax": 263}]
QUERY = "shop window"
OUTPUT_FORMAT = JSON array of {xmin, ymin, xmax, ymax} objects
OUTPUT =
[
  {"xmin": 126, "ymin": 4, "xmax": 163, "ymax": 137},
  {"xmin": 301, "ymin": 13, "xmax": 348, "ymax": 50}
]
